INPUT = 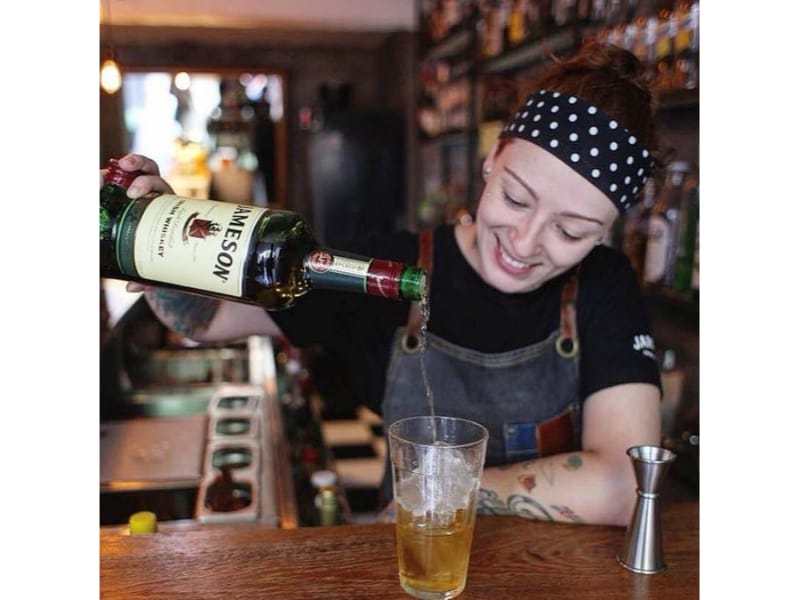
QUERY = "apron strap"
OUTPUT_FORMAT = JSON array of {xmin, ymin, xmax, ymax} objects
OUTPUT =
[
  {"xmin": 401, "ymin": 229, "xmax": 433, "ymax": 352},
  {"xmin": 556, "ymin": 266, "xmax": 580, "ymax": 358}
]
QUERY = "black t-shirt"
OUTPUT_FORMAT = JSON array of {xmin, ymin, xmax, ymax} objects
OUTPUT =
[{"xmin": 270, "ymin": 224, "xmax": 661, "ymax": 415}]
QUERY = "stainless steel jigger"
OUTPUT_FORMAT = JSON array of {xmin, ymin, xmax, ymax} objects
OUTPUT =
[{"xmin": 617, "ymin": 445, "xmax": 677, "ymax": 574}]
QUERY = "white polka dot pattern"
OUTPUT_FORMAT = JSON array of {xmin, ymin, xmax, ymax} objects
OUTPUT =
[{"xmin": 501, "ymin": 90, "xmax": 655, "ymax": 213}]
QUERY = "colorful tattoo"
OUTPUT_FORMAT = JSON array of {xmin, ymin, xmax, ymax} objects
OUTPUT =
[
  {"xmin": 477, "ymin": 489, "xmax": 553, "ymax": 521},
  {"xmin": 562, "ymin": 455, "xmax": 582, "ymax": 471},
  {"xmin": 518, "ymin": 474, "xmax": 536, "ymax": 491},
  {"xmin": 550, "ymin": 504, "xmax": 584, "ymax": 523},
  {"xmin": 147, "ymin": 289, "xmax": 220, "ymax": 339}
]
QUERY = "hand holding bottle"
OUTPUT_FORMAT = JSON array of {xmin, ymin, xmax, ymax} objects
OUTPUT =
[
  {"xmin": 99, "ymin": 154, "xmax": 175, "ymax": 294},
  {"xmin": 99, "ymin": 153, "xmax": 175, "ymax": 198}
]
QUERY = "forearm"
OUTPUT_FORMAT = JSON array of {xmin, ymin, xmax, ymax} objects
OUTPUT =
[
  {"xmin": 477, "ymin": 449, "xmax": 636, "ymax": 527},
  {"xmin": 142, "ymin": 286, "xmax": 283, "ymax": 342},
  {"xmin": 143, "ymin": 288, "xmax": 222, "ymax": 341}
]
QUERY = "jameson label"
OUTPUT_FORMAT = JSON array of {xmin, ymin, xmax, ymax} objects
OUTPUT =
[
  {"xmin": 307, "ymin": 250, "xmax": 372, "ymax": 294},
  {"xmin": 308, "ymin": 251, "xmax": 371, "ymax": 278},
  {"xmin": 126, "ymin": 195, "xmax": 268, "ymax": 296}
]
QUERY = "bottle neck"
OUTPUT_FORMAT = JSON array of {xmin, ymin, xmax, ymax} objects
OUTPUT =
[{"xmin": 305, "ymin": 249, "xmax": 426, "ymax": 301}]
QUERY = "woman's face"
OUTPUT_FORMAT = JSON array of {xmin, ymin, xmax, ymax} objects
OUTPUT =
[{"xmin": 471, "ymin": 139, "xmax": 619, "ymax": 294}]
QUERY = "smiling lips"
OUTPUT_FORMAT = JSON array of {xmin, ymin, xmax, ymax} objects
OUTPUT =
[{"xmin": 495, "ymin": 239, "xmax": 538, "ymax": 275}]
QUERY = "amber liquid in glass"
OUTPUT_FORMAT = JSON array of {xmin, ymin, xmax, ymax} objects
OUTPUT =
[{"xmin": 396, "ymin": 504, "xmax": 476, "ymax": 598}]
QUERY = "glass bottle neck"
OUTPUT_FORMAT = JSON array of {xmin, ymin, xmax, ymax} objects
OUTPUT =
[{"xmin": 305, "ymin": 249, "xmax": 426, "ymax": 301}]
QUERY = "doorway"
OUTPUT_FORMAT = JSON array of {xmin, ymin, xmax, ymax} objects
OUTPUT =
[{"xmin": 113, "ymin": 69, "xmax": 287, "ymax": 208}]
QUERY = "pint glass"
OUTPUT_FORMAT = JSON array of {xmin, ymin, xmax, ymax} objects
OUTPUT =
[{"xmin": 388, "ymin": 416, "xmax": 488, "ymax": 600}]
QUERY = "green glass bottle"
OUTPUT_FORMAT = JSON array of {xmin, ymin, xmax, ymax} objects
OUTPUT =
[{"xmin": 100, "ymin": 159, "xmax": 427, "ymax": 310}]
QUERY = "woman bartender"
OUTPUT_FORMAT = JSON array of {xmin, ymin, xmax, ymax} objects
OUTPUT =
[{"xmin": 109, "ymin": 41, "xmax": 663, "ymax": 527}]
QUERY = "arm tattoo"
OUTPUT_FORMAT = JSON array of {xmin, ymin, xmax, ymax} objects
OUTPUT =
[
  {"xmin": 477, "ymin": 489, "xmax": 584, "ymax": 523},
  {"xmin": 551, "ymin": 505, "xmax": 584, "ymax": 523},
  {"xmin": 477, "ymin": 489, "xmax": 554, "ymax": 521},
  {"xmin": 146, "ymin": 289, "xmax": 221, "ymax": 339}
]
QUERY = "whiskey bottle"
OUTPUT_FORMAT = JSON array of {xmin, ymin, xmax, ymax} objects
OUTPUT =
[{"xmin": 100, "ymin": 159, "xmax": 427, "ymax": 310}]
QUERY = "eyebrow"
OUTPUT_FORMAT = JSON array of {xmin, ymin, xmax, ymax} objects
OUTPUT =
[{"xmin": 504, "ymin": 166, "xmax": 605, "ymax": 226}]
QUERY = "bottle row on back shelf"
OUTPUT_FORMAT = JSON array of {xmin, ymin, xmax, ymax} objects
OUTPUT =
[{"xmin": 417, "ymin": 0, "xmax": 699, "ymax": 139}]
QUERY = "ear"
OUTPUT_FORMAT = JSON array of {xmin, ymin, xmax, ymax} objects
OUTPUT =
[{"xmin": 482, "ymin": 139, "xmax": 502, "ymax": 179}]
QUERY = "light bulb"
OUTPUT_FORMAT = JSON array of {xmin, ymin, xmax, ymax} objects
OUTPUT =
[{"xmin": 101, "ymin": 59, "xmax": 122, "ymax": 94}]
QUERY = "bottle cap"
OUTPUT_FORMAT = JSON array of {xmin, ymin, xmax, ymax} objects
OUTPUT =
[
  {"xmin": 105, "ymin": 158, "xmax": 144, "ymax": 189},
  {"xmin": 311, "ymin": 469, "xmax": 337, "ymax": 489},
  {"xmin": 128, "ymin": 510, "xmax": 158, "ymax": 535}
]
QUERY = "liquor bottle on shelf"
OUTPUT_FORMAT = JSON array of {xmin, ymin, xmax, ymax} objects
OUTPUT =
[
  {"xmin": 622, "ymin": 178, "xmax": 656, "ymax": 287},
  {"xmin": 643, "ymin": 160, "xmax": 689, "ymax": 288},
  {"xmin": 100, "ymin": 159, "xmax": 427, "ymax": 310},
  {"xmin": 311, "ymin": 470, "xmax": 350, "ymax": 526},
  {"xmin": 481, "ymin": 0, "xmax": 508, "ymax": 57},
  {"xmin": 507, "ymin": 0, "xmax": 530, "ymax": 47},
  {"xmin": 552, "ymin": 0, "xmax": 577, "ymax": 30},
  {"xmin": 653, "ymin": 3, "xmax": 676, "ymax": 91},
  {"xmin": 672, "ymin": 0, "xmax": 699, "ymax": 90},
  {"xmin": 690, "ymin": 216, "xmax": 699, "ymax": 290},
  {"xmin": 672, "ymin": 166, "xmax": 699, "ymax": 292}
]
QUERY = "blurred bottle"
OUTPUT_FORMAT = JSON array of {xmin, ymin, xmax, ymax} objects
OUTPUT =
[
  {"xmin": 672, "ymin": 164, "xmax": 699, "ymax": 292},
  {"xmin": 672, "ymin": 0, "xmax": 699, "ymax": 90},
  {"xmin": 591, "ymin": 0, "xmax": 608, "ymax": 25},
  {"xmin": 553, "ymin": 0, "xmax": 577, "ymax": 29},
  {"xmin": 482, "ymin": 0, "xmax": 508, "ymax": 57},
  {"xmin": 311, "ymin": 470, "xmax": 350, "ymax": 526},
  {"xmin": 576, "ymin": 0, "xmax": 592, "ymax": 23},
  {"xmin": 630, "ymin": 0, "xmax": 656, "ymax": 63},
  {"xmin": 602, "ymin": 0, "xmax": 626, "ymax": 48},
  {"xmin": 622, "ymin": 178, "xmax": 656, "ymax": 287},
  {"xmin": 644, "ymin": 161, "xmax": 689, "ymax": 287},
  {"xmin": 651, "ymin": 1, "xmax": 675, "ymax": 90},
  {"xmin": 507, "ymin": 0, "xmax": 531, "ymax": 46},
  {"xmin": 659, "ymin": 349, "xmax": 684, "ymax": 442},
  {"xmin": 691, "ymin": 216, "xmax": 699, "ymax": 290}
]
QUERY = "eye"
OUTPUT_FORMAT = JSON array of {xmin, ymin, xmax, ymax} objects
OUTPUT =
[
  {"xmin": 556, "ymin": 223, "xmax": 583, "ymax": 242},
  {"xmin": 503, "ymin": 192, "xmax": 526, "ymax": 208}
]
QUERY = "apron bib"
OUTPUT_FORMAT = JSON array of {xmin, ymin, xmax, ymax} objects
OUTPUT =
[{"xmin": 379, "ymin": 230, "xmax": 582, "ymax": 502}]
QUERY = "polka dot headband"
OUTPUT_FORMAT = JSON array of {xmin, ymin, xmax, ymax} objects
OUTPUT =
[{"xmin": 500, "ymin": 90, "xmax": 655, "ymax": 213}]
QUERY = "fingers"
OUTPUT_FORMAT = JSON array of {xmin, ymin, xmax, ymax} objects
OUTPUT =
[
  {"xmin": 127, "ymin": 174, "xmax": 175, "ymax": 198},
  {"xmin": 117, "ymin": 153, "xmax": 161, "ymax": 176},
  {"xmin": 115, "ymin": 153, "xmax": 175, "ymax": 198},
  {"xmin": 125, "ymin": 281, "xmax": 148, "ymax": 293}
]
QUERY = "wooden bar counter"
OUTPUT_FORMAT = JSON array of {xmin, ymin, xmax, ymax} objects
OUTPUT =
[{"xmin": 100, "ymin": 500, "xmax": 698, "ymax": 599}]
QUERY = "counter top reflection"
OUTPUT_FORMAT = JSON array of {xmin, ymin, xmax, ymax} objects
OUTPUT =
[{"xmin": 100, "ymin": 501, "xmax": 698, "ymax": 599}]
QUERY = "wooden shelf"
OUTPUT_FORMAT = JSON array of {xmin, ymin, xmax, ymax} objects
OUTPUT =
[
  {"xmin": 422, "ymin": 28, "xmax": 474, "ymax": 62},
  {"xmin": 481, "ymin": 28, "xmax": 578, "ymax": 74},
  {"xmin": 656, "ymin": 87, "xmax": 699, "ymax": 111}
]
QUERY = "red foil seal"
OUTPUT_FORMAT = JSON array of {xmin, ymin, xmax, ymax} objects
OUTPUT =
[
  {"xmin": 104, "ymin": 158, "xmax": 144, "ymax": 189},
  {"xmin": 366, "ymin": 259, "xmax": 403, "ymax": 299}
]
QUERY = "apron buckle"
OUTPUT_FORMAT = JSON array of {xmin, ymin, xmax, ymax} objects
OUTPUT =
[
  {"xmin": 400, "ymin": 333, "xmax": 423, "ymax": 354},
  {"xmin": 556, "ymin": 335, "xmax": 579, "ymax": 358}
]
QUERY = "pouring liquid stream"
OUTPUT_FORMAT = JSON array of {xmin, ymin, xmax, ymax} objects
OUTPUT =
[{"xmin": 417, "ymin": 294, "xmax": 439, "ymax": 442}]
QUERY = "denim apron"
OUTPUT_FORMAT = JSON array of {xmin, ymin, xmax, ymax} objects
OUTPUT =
[{"xmin": 379, "ymin": 230, "xmax": 582, "ymax": 502}]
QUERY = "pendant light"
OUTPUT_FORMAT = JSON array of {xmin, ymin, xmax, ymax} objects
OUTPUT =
[
  {"xmin": 101, "ymin": 57, "xmax": 122, "ymax": 94},
  {"xmin": 100, "ymin": 0, "xmax": 121, "ymax": 94}
]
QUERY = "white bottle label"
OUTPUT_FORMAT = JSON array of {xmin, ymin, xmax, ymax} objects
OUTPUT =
[
  {"xmin": 133, "ymin": 195, "xmax": 268, "ymax": 296},
  {"xmin": 644, "ymin": 215, "xmax": 672, "ymax": 283}
]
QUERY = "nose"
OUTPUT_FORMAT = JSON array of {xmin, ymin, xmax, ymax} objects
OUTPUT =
[{"xmin": 511, "ymin": 213, "xmax": 547, "ymax": 258}]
